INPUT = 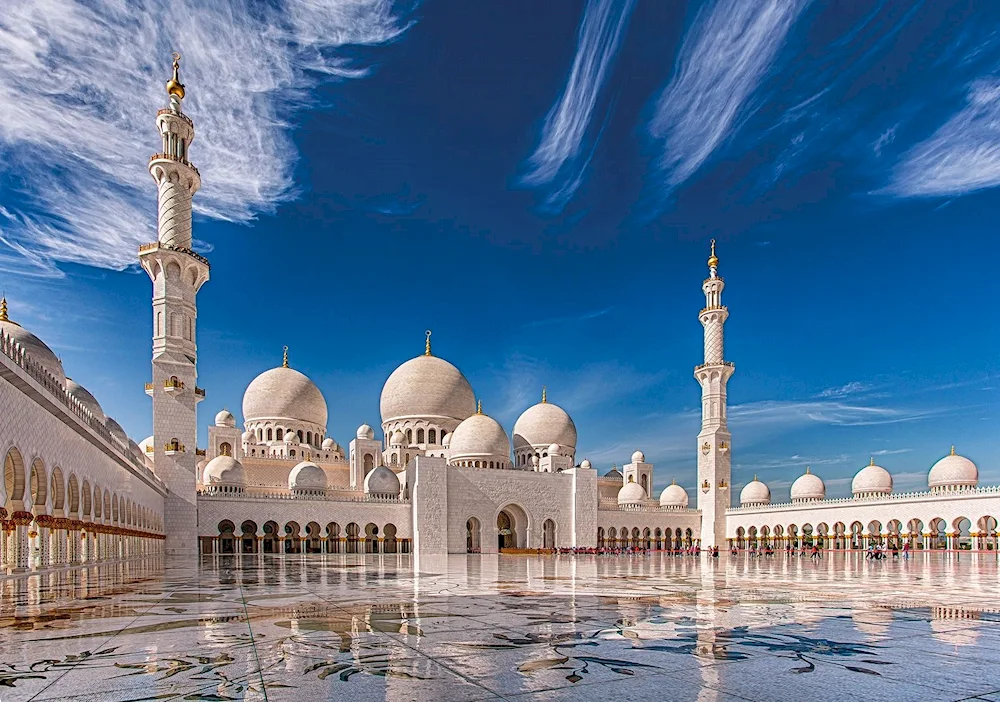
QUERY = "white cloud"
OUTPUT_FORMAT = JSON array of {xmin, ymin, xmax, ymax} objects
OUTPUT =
[
  {"xmin": 890, "ymin": 78, "xmax": 1000, "ymax": 197},
  {"xmin": 816, "ymin": 381, "xmax": 872, "ymax": 398},
  {"xmin": 520, "ymin": 0, "xmax": 635, "ymax": 211},
  {"xmin": 0, "ymin": 0, "xmax": 411, "ymax": 276},
  {"xmin": 648, "ymin": 0, "xmax": 807, "ymax": 191}
]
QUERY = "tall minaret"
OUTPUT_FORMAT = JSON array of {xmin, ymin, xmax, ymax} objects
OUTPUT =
[
  {"xmin": 695, "ymin": 240, "xmax": 733, "ymax": 550},
  {"xmin": 138, "ymin": 54, "xmax": 209, "ymax": 557}
]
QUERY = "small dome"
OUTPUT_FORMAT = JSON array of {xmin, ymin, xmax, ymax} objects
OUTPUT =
[
  {"xmin": 448, "ymin": 413, "xmax": 511, "ymax": 466},
  {"xmin": 242, "ymin": 430, "xmax": 255, "ymax": 443},
  {"xmin": 442, "ymin": 432, "xmax": 452, "ymax": 447},
  {"xmin": 242, "ymin": 365, "xmax": 327, "ymax": 427},
  {"xmin": 928, "ymin": 448, "xmax": 978, "ymax": 491},
  {"xmin": 202, "ymin": 455, "xmax": 246, "ymax": 486},
  {"xmin": 852, "ymin": 459, "xmax": 893, "ymax": 496},
  {"xmin": 0, "ymin": 309, "xmax": 67, "ymax": 385},
  {"xmin": 285, "ymin": 430, "xmax": 300, "ymax": 444},
  {"xmin": 129, "ymin": 439, "xmax": 144, "ymax": 460},
  {"xmin": 380, "ymin": 354, "xmax": 476, "ymax": 427},
  {"xmin": 364, "ymin": 465, "xmax": 400, "ymax": 496},
  {"xmin": 631, "ymin": 449, "xmax": 645, "ymax": 463},
  {"xmin": 215, "ymin": 409, "xmax": 236, "ymax": 427},
  {"xmin": 321, "ymin": 437, "xmax": 336, "ymax": 450},
  {"xmin": 659, "ymin": 482, "xmax": 689, "ymax": 508},
  {"xmin": 357, "ymin": 424, "xmax": 374, "ymax": 440},
  {"xmin": 531, "ymin": 454, "xmax": 540, "ymax": 468},
  {"xmin": 790, "ymin": 468, "xmax": 825, "ymax": 502},
  {"xmin": 138, "ymin": 435, "xmax": 155, "ymax": 455},
  {"xmin": 513, "ymin": 401, "xmax": 577, "ymax": 453},
  {"xmin": 580, "ymin": 459, "xmax": 592, "ymax": 470},
  {"xmin": 618, "ymin": 479, "xmax": 646, "ymax": 505},
  {"xmin": 547, "ymin": 443, "xmax": 561, "ymax": 456},
  {"xmin": 390, "ymin": 430, "xmax": 405, "ymax": 446},
  {"xmin": 603, "ymin": 466, "xmax": 623, "ymax": 480},
  {"xmin": 288, "ymin": 461, "xmax": 327, "ymax": 491},
  {"xmin": 105, "ymin": 417, "xmax": 128, "ymax": 446},
  {"xmin": 66, "ymin": 379, "xmax": 106, "ymax": 423},
  {"xmin": 740, "ymin": 476, "xmax": 770, "ymax": 506}
]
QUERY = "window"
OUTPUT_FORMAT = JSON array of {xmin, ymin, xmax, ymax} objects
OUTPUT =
[
  {"xmin": 266, "ymin": 428, "xmax": 273, "ymax": 441},
  {"xmin": 416, "ymin": 429, "xmax": 424, "ymax": 444},
  {"xmin": 428, "ymin": 429, "xmax": 436, "ymax": 444},
  {"xmin": 276, "ymin": 429, "xmax": 283, "ymax": 441},
  {"xmin": 298, "ymin": 430, "xmax": 304, "ymax": 443},
  {"xmin": 406, "ymin": 429, "xmax": 413, "ymax": 444},
  {"xmin": 306, "ymin": 431, "xmax": 312, "ymax": 445}
]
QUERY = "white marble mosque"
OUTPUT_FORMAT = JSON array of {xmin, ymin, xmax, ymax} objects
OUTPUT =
[{"xmin": 1, "ymin": 57, "xmax": 998, "ymax": 575}]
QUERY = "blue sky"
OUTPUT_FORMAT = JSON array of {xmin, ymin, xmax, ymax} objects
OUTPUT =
[{"xmin": 0, "ymin": 0, "xmax": 997, "ymax": 502}]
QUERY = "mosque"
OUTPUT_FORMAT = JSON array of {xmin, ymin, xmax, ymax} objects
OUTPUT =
[{"xmin": 0, "ymin": 58, "xmax": 997, "ymax": 570}]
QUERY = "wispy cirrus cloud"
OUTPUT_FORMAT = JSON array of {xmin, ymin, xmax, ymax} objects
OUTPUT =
[
  {"xmin": 519, "ymin": 0, "xmax": 635, "ymax": 212},
  {"xmin": 816, "ymin": 381, "xmax": 873, "ymax": 399},
  {"xmin": 0, "ymin": 0, "xmax": 412, "ymax": 277},
  {"xmin": 648, "ymin": 0, "xmax": 808, "ymax": 192},
  {"xmin": 890, "ymin": 78, "xmax": 1000, "ymax": 197}
]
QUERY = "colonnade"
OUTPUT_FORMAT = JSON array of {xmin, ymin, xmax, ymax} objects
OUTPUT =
[{"xmin": 0, "ymin": 508, "xmax": 165, "ymax": 572}]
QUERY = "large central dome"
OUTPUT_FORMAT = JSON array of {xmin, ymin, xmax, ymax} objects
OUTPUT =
[
  {"xmin": 380, "ymin": 354, "xmax": 476, "ymax": 425},
  {"xmin": 242, "ymin": 366, "xmax": 327, "ymax": 427}
]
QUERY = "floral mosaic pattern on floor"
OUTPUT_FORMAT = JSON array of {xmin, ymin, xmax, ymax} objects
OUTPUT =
[{"xmin": 1, "ymin": 552, "xmax": 999, "ymax": 701}]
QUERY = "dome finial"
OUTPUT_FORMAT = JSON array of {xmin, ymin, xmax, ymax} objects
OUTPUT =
[
  {"xmin": 753, "ymin": 473, "xmax": 757, "ymax": 481},
  {"xmin": 541, "ymin": 385, "xmax": 547, "ymax": 403},
  {"xmin": 282, "ymin": 345, "xmax": 289, "ymax": 368},
  {"xmin": 707, "ymin": 239, "xmax": 719, "ymax": 270},
  {"xmin": 425, "ymin": 329, "xmax": 432, "ymax": 356},
  {"xmin": 477, "ymin": 399, "xmax": 482, "ymax": 415},
  {"xmin": 166, "ymin": 52, "xmax": 185, "ymax": 100},
  {"xmin": 950, "ymin": 445, "xmax": 956, "ymax": 456},
  {"xmin": 805, "ymin": 466, "xmax": 810, "ymax": 474},
  {"xmin": 0, "ymin": 295, "xmax": 8, "ymax": 323},
  {"xmin": 870, "ymin": 456, "xmax": 875, "ymax": 466}
]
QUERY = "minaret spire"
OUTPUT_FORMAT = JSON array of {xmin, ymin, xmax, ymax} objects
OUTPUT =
[
  {"xmin": 695, "ymin": 238, "xmax": 734, "ymax": 551},
  {"xmin": 282, "ymin": 345, "xmax": 289, "ymax": 368},
  {"xmin": 138, "ymin": 53, "xmax": 209, "ymax": 557},
  {"xmin": 0, "ymin": 296, "xmax": 8, "ymax": 323},
  {"xmin": 425, "ymin": 329, "xmax": 432, "ymax": 356},
  {"xmin": 541, "ymin": 386, "xmax": 547, "ymax": 403}
]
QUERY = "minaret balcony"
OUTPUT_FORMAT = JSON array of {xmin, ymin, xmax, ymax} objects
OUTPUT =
[
  {"xmin": 195, "ymin": 448, "xmax": 206, "ymax": 457},
  {"xmin": 138, "ymin": 241, "xmax": 211, "ymax": 268},
  {"xmin": 194, "ymin": 387, "xmax": 206, "ymax": 402},
  {"xmin": 148, "ymin": 152, "xmax": 200, "ymax": 177},
  {"xmin": 694, "ymin": 360, "xmax": 735, "ymax": 372},
  {"xmin": 144, "ymin": 382, "xmax": 154, "ymax": 396},
  {"xmin": 156, "ymin": 108, "xmax": 193, "ymax": 128},
  {"xmin": 163, "ymin": 441, "xmax": 185, "ymax": 455},
  {"xmin": 163, "ymin": 378, "xmax": 185, "ymax": 394}
]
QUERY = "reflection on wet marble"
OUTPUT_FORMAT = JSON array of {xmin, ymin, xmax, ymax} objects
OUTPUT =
[{"xmin": 1, "ymin": 552, "xmax": 999, "ymax": 701}]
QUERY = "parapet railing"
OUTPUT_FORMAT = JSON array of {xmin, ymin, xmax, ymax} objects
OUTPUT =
[
  {"xmin": 148, "ymin": 152, "xmax": 200, "ymax": 176},
  {"xmin": 196, "ymin": 488, "xmax": 409, "ymax": 504},
  {"xmin": 0, "ymin": 329, "xmax": 164, "ymax": 489},
  {"xmin": 726, "ymin": 485, "xmax": 1000, "ymax": 514},
  {"xmin": 138, "ymin": 241, "xmax": 210, "ymax": 268},
  {"xmin": 597, "ymin": 497, "xmax": 696, "ymax": 513}
]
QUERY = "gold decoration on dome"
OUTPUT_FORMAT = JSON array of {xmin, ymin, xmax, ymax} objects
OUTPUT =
[
  {"xmin": 541, "ymin": 385, "xmax": 547, "ymax": 403},
  {"xmin": 950, "ymin": 445, "xmax": 956, "ymax": 456},
  {"xmin": 869, "ymin": 456, "xmax": 875, "ymax": 466},
  {"xmin": 707, "ymin": 239, "xmax": 719, "ymax": 269},
  {"xmin": 425, "ymin": 329, "xmax": 432, "ymax": 356},
  {"xmin": 166, "ymin": 52, "xmax": 185, "ymax": 100},
  {"xmin": 476, "ymin": 399, "xmax": 482, "ymax": 415},
  {"xmin": 282, "ymin": 346, "xmax": 289, "ymax": 368},
  {"xmin": 805, "ymin": 466, "xmax": 811, "ymax": 474},
  {"xmin": 0, "ymin": 296, "xmax": 8, "ymax": 323}
]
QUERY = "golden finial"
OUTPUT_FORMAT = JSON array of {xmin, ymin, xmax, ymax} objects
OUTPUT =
[
  {"xmin": 541, "ymin": 386, "xmax": 547, "ymax": 403},
  {"xmin": 950, "ymin": 445, "xmax": 956, "ymax": 456},
  {"xmin": 671, "ymin": 478, "xmax": 676, "ymax": 485},
  {"xmin": 0, "ymin": 296, "xmax": 8, "ymax": 323},
  {"xmin": 805, "ymin": 466, "xmax": 811, "ymax": 474},
  {"xmin": 870, "ymin": 456, "xmax": 875, "ymax": 466},
  {"xmin": 166, "ymin": 52, "xmax": 185, "ymax": 100},
  {"xmin": 476, "ymin": 399, "xmax": 482, "ymax": 415},
  {"xmin": 753, "ymin": 474, "xmax": 758, "ymax": 481},
  {"xmin": 282, "ymin": 346, "xmax": 289, "ymax": 368},
  {"xmin": 425, "ymin": 329, "xmax": 432, "ymax": 356},
  {"xmin": 707, "ymin": 239, "xmax": 719, "ymax": 269}
]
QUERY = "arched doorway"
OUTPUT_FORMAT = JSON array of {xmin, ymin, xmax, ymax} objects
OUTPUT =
[
  {"xmin": 466, "ymin": 517, "xmax": 482, "ymax": 553},
  {"xmin": 262, "ymin": 521, "xmax": 279, "ymax": 553},
  {"xmin": 218, "ymin": 521, "xmax": 236, "ymax": 554},
  {"xmin": 346, "ymin": 523, "xmax": 360, "ymax": 553},
  {"xmin": 284, "ymin": 522, "xmax": 301, "ymax": 553},
  {"xmin": 364, "ymin": 523, "xmax": 379, "ymax": 553},
  {"xmin": 543, "ymin": 519, "xmax": 556, "ymax": 549},
  {"xmin": 496, "ymin": 504, "xmax": 529, "ymax": 550},
  {"xmin": 305, "ymin": 522, "xmax": 322, "ymax": 553},
  {"xmin": 240, "ymin": 520, "xmax": 258, "ymax": 553},
  {"xmin": 383, "ymin": 524, "xmax": 398, "ymax": 553}
]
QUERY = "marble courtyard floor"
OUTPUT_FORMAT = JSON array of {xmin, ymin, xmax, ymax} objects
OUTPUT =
[{"xmin": 0, "ymin": 553, "xmax": 999, "ymax": 701}]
